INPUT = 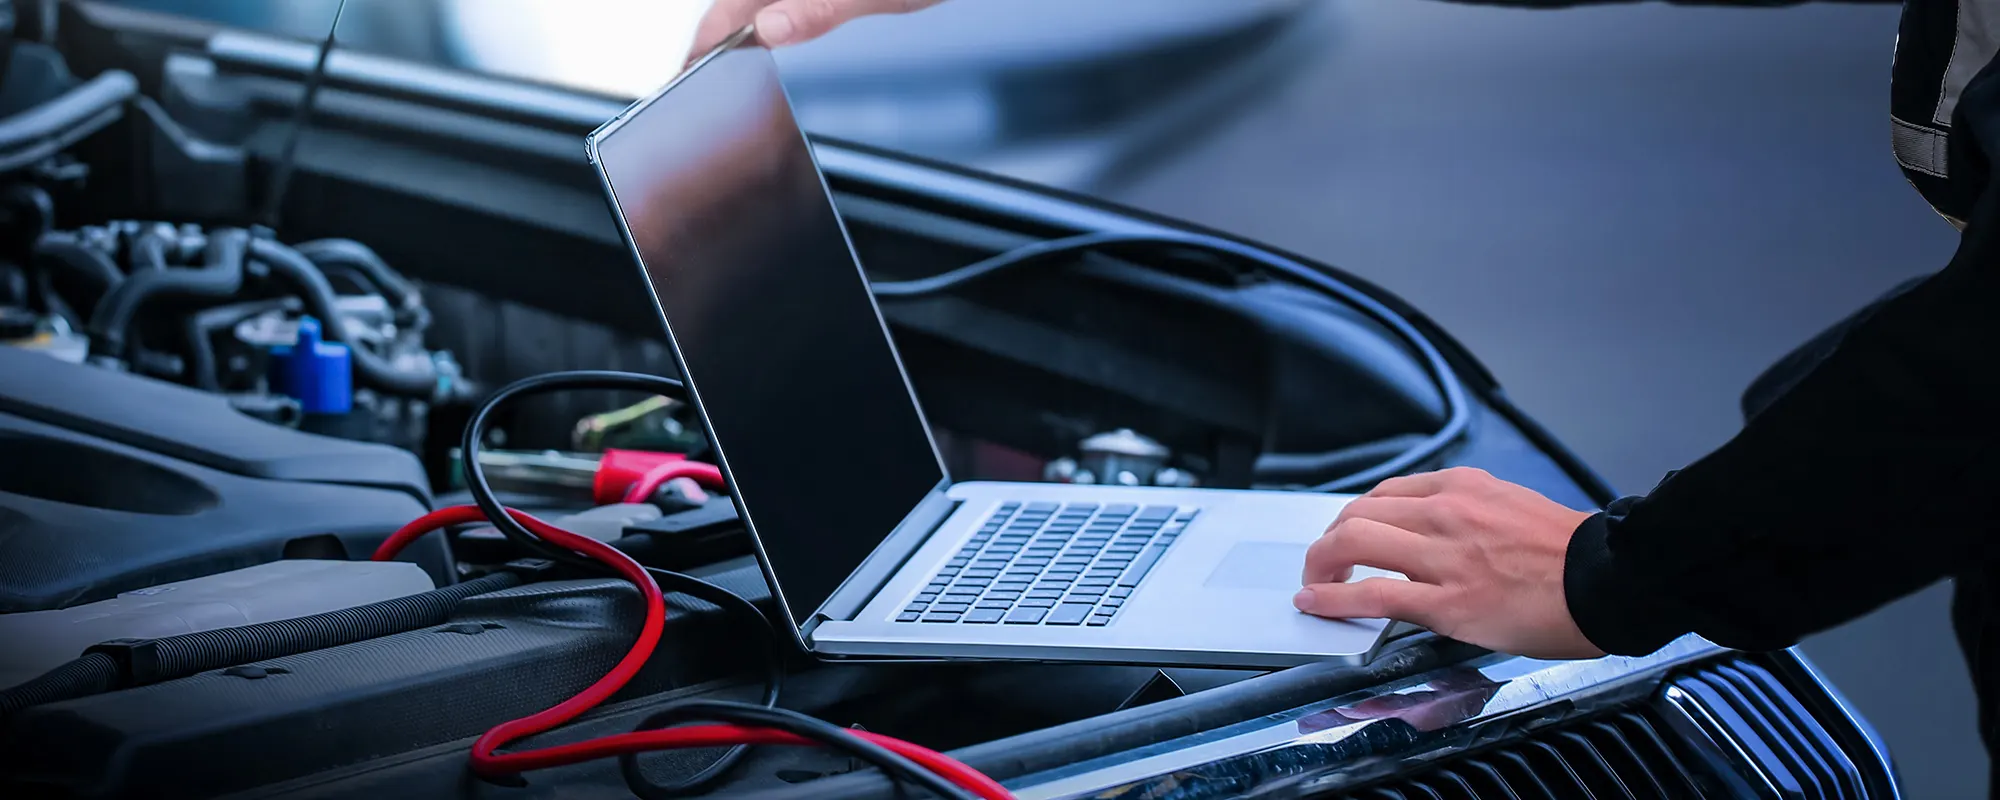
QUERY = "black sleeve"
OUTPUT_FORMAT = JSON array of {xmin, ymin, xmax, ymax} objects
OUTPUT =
[{"xmin": 1561, "ymin": 66, "xmax": 2000, "ymax": 654}]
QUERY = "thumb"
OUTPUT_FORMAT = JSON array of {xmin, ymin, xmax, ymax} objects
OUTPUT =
[
  {"xmin": 1292, "ymin": 578, "xmax": 1445, "ymax": 628},
  {"xmin": 755, "ymin": 0, "xmax": 940, "ymax": 46}
]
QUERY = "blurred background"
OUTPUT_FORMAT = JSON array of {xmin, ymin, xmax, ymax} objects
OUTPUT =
[{"xmin": 102, "ymin": 0, "xmax": 1983, "ymax": 793}]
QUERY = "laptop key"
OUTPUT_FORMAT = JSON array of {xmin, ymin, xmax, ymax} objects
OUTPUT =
[
  {"xmin": 1048, "ymin": 604, "xmax": 1094, "ymax": 625},
  {"xmin": 1006, "ymin": 607, "xmax": 1048, "ymax": 624},
  {"xmin": 931, "ymin": 603, "xmax": 970, "ymax": 613},
  {"xmin": 1117, "ymin": 544, "xmax": 1171, "ymax": 587},
  {"xmin": 975, "ymin": 600, "xmax": 1013, "ymax": 610},
  {"xmin": 915, "ymin": 593, "xmax": 938, "ymax": 603},
  {"xmin": 964, "ymin": 608, "xmax": 1005, "ymax": 624},
  {"xmin": 921, "ymin": 612, "xmax": 962, "ymax": 623},
  {"xmin": 897, "ymin": 611, "xmax": 922, "ymax": 622},
  {"xmin": 1017, "ymin": 597, "xmax": 1056, "ymax": 608},
  {"xmin": 1087, "ymin": 615, "xmax": 1113, "ymax": 627},
  {"xmin": 1110, "ymin": 586, "xmax": 1133, "ymax": 599}
]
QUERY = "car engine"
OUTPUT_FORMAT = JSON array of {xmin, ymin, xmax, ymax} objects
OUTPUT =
[{"xmin": 0, "ymin": 3, "xmax": 1902, "ymax": 799}]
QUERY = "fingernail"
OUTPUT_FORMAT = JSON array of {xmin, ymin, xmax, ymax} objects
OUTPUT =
[
  {"xmin": 1292, "ymin": 589, "xmax": 1315, "ymax": 611},
  {"xmin": 756, "ymin": 10, "xmax": 794, "ymax": 44}
]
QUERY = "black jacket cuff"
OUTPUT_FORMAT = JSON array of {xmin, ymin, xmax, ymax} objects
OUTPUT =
[{"xmin": 1564, "ymin": 508, "xmax": 1693, "ymax": 657}]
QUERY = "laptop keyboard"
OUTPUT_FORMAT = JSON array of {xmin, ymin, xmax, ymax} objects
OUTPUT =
[{"xmin": 897, "ymin": 501, "xmax": 1199, "ymax": 627}]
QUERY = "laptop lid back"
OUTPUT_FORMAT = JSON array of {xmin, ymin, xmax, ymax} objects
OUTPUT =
[{"xmin": 588, "ymin": 36, "xmax": 949, "ymax": 636}]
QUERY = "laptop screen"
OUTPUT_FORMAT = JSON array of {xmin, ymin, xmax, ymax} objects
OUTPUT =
[{"xmin": 592, "ymin": 43, "xmax": 948, "ymax": 629}]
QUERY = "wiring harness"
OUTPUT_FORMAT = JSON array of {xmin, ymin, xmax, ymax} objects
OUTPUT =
[
  {"xmin": 374, "ymin": 370, "xmax": 1012, "ymax": 800},
  {"xmin": 872, "ymin": 230, "xmax": 1473, "ymax": 493}
]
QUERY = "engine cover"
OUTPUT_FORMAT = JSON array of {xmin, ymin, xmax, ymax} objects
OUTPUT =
[{"xmin": 0, "ymin": 346, "xmax": 448, "ymax": 613}]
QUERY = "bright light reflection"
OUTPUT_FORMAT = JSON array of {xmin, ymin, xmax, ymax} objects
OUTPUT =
[{"xmin": 439, "ymin": 0, "xmax": 713, "ymax": 97}]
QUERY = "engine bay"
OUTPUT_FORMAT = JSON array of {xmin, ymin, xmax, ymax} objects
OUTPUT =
[{"xmin": 0, "ymin": 3, "xmax": 1636, "ymax": 798}]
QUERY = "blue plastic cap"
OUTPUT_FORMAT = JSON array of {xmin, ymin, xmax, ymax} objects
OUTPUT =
[{"xmin": 268, "ymin": 316, "xmax": 353, "ymax": 415}]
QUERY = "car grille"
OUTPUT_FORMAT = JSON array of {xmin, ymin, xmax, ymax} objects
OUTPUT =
[{"xmin": 1332, "ymin": 657, "xmax": 1881, "ymax": 799}]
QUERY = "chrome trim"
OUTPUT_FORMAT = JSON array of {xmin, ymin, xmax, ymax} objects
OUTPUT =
[
  {"xmin": 1786, "ymin": 650, "xmax": 1905, "ymax": 800},
  {"xmin": 1656, "ymin": 683, "xmax": 1781, "ymax": 798},
  {"xmin": 1008, "ymin": 636, "xmax": 1722, "ymax": 800}
]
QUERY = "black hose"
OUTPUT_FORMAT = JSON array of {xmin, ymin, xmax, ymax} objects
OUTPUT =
[
  {"xmin": 31, "ymin": 230, "xmax": 121, "ymax": 303},
  {"xmin": 85, "ymin": 228, "xmax": 250, "ymax": 362},
  {"xmin": 0, "ymin": 571, "xmax": 521, "ymax": 718},
  {"xmin": 249, "ymin": 236, "xmax": 446, "ymax": 401},
  {"xmin": 0, "ymin": 653, "xmax": 118, "ymax": 718},
  {"xmin": 0, "ymin": 70, "xmax": 139, "ymax": 175},
  {"xmin": 293, "ymin": 239, "xmax": 421, "ymax": 314}
]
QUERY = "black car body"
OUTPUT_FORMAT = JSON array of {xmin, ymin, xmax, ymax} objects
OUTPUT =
[{"xmin": 0, "ymin": 2, "xmax": 1900, "ymax": 798}]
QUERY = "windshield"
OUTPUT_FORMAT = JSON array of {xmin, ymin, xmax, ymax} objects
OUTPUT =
[{"xmin": 104, "ymin": 0, "xmax": 1321, "ymax": 192}]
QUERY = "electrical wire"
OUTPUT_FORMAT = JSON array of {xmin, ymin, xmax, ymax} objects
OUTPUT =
[
  {"xmin": 374, "ymin": 503, "xmax": 1005, "ymax": 799},
  {"xmin": 458, "ymin": 371, "xmax": 698, "ymax": 570},
  {"xmin": 622, "ymin": 701, "xmax": 976, "ymax": 800},
  {"xmin": 417, "ymin": 370, "xmax": 1014, "ymax": 798},
  {"xmin": 871, "ymin": 231, "xmax": 1473, "ymax": 492},
  {"xmin": 622, "ymin": 460, "xmax": 726, "ymax": 505},
  {"xmin": 623, "ymin": 566, "xmax": 783, "ymax": 797}
]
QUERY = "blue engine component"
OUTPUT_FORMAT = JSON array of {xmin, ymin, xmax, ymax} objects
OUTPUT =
[{"xmin": 269, "ymin": 316, "xmax": 352, "ymax": 415}]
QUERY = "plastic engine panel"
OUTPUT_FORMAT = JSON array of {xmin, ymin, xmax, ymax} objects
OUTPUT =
[{"xmin": 0, "ymin": 346, "xmax": 450, "ymax": 613}]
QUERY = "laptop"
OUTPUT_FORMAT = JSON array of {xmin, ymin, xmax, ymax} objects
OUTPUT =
[{"xmin": 583, "ymin": 27, "xmax": 1405, "ymax": 668}]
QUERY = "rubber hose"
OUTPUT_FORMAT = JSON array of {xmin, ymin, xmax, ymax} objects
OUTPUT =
[
  {"xmin": 249, "ymin": 236, "xmax": 442, "ymax": 400},
  {"xmin": 85, "ymin": 228, "xmax": 250, "ymax": 361},
  {"xmin": 31, "ymin": 230, "xmax": 121, "ymax": 300},
  {"xmin": 0, "ymin": 653, "xmax": 118, "ymax": 718},
  {"xmin": 0, "ymin": 571, "xmax": 521, "ymax": 718},
  {"xmin": 292, "ymin": 239, "xmax": 419, "ymax": 312}
]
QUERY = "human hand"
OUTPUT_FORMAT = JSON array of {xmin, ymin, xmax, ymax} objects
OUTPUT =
[
  {"xmin": 694, "ymin": 0, "xmax": 947, "ymax": 53},
  {"xmin": 1295, "ymin": 467, "xmax": 1604, "ymax": 660}
]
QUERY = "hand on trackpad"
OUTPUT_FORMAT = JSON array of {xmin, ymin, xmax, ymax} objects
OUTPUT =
[{"xmin": 1203, "ymin": 541, "xmax": 1311, "ymax": 590}]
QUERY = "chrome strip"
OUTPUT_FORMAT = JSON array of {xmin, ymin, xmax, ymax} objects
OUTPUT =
[
  {"xmin": 1008, "ymin": 636, "xmax": 1722, "ymax": 800},
  {"xmin": 1786, "ymin": 650, "xmax": 1905, "ymax": 800},
  {"xmin": 1656, "ymin": 683, "xmax": 1781, "ymax": 798}
]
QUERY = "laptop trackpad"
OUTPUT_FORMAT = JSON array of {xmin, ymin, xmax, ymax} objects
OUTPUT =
[{"xmin": 1204, "ymin": 541, "xmax": 1307, "ymax": 590}]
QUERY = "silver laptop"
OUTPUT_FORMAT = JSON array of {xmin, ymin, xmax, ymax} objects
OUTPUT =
[{"xmin": 584, "ymin": 28, "xmax": 1404, "ymax": 668}]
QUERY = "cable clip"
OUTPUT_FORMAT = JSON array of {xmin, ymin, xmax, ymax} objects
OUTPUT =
[
  {"xmin": 82, "ymin": 637, "xmax": 163, "ymax": 687},
  {"xmin": 498, "ymin": 558, "xmax": 558, "ymax": 582}
]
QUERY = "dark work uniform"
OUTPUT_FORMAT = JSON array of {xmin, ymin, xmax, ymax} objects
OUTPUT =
[{"xmin": 1548, "ymin": 0, "xmax": 2000, "ymax": 780}]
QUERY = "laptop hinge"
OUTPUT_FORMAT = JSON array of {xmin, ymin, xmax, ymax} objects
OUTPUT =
[{"xmin": 809, "ymin": 483, "xmax": 958, "ymax": 632}]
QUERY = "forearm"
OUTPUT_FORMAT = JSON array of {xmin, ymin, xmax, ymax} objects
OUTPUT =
[{"xmin": 1564, "ymin": 247, "xmax": 2000, "ymax": 654}]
